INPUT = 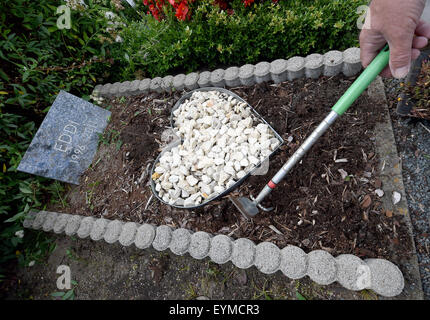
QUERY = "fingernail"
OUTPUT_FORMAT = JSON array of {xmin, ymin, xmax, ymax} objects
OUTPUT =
[{"xmin": 392, "ymin": 66, "xmax": 410, "ymax": 79}]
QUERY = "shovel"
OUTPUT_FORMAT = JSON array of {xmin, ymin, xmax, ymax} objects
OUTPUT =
[{"xmin": 230, "ymin": 45, "xmax": 390, "ymax": 219}]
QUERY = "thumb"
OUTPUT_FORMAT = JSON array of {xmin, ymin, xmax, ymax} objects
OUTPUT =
[{"xmin": 388, "ymin": 33, "xmax": 414, "ymax": 79}]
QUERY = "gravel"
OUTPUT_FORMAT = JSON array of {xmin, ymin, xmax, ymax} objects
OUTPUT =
[{"xmin": 384, "ymin": 76, "xmax": 430, "ymax": 299}]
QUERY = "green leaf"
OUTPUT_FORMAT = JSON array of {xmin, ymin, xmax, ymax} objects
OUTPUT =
[
  {"xmin": 19, "ymin": 186, "xmax": 32, "ymax": 194},
  {"xmin": 62, "ymin": 289, "xmax": 74, "ymax": 300},
  {"xmin": 0, "ymin": 68, "xmax": 9, "ymax": 81},
  {"xmin": 51, "ymin": 291, "xmax": 65, "ymax": 297},
  {"xmin": 296, "ymin": 291, "xmax": 307, "ymax": 300},
  {"xmin": 4, "ymin": 212, "xmax": 25, "ymax": 223}
]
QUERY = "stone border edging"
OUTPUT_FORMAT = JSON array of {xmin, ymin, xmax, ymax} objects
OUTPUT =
[
  {"xmin": 91, "ymin": 48, "xmax": 362, "ymax": 99},
  {"xmin": 23, "ymin": 210, "xmax": 404, "ymax": 297}
]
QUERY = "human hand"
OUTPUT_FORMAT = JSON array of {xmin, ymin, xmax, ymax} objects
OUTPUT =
[{"xmin": 359, "ymin": 0, "xmax": 430, "ymax": 78}]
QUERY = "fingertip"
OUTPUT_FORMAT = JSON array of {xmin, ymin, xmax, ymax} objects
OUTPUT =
[
  {"xmin": 411, "ymin": 49, "xmax": 421, "ymax": 60},
  {"xmin": 379, "ymin": 66, "xmax": 393, "ymax": 78},
  {"xmin": 412, "ymin": 36, "xmax": 428, "ymax": 49},
  {"xmin": 416, "ymin": 20, "xmax": 430, "ymax": 38}
]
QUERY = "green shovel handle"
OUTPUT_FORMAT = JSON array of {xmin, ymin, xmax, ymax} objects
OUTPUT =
[{"xmin": 331, "ymin": 44, "xmax": 390, "ymax": 116}]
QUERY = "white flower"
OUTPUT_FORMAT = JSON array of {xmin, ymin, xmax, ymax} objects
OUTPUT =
[
  {"xmin": 15, "ymin": 230, "xmax": 24, "ymax": 238},
  {"xmin": 28, "ymin": 261, "xmax": 35, "ymax": 267},
  {"xmin": 65, "ymin": 0, "xmax": 87, "ymax": 10},
  {"xmin": 115, "ymin": 35, "xmax": 123, "ymax": 43},
  {"xmin": 105, "ymin": 11, "xmax": 115, "ymax": 20}
]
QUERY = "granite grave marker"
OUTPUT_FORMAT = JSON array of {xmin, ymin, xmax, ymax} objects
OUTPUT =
[{"xmin": 17, "ymin": 91, "xmax": 111, "ymax": 184}]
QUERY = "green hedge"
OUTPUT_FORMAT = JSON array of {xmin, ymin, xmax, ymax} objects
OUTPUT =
[
  {"xmin": 116, "ymin": 0, "xmax": 367, "ymax": 79},
  {"xmin": 0, "ymin": 0, "xmax": 138, "ymax": 273}
]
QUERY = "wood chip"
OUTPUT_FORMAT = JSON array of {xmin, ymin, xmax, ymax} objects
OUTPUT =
[
  {"xmin": 338, "ymin": 168, "xmax": 348, "ymax": 180},
  {"xmin": 335, "ymin": 158, "xmax": 348, "ymax": 163},
  {"xmin": 360, "ymin": 195, "xmax": 372, "ymax": 209},
  {"xmin": 374, "ymin": 179, "xmax": 382, "ymax": 188},
  {"xmin": 268, "ymin": 225, "xmax": 283, "ymax": 235}
]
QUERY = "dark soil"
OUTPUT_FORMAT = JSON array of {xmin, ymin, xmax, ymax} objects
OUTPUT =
[
  {"xmin": 405, "ymin": 55, "xmax": 430, "ymax": 120},
  {"xmin": 52, "ymin": 75, "xmax": 411, "ymax": 260}
]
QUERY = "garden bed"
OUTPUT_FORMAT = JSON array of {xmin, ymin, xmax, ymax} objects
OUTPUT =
[
  {"xmin": 397, "ymin": 51, "xmax": 430, "ymax": 120},
  {"xmin": 53, "ymin": 75, "xmax": 411, "ymax": 260}
]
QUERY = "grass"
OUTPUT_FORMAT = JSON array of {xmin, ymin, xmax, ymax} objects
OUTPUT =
[
  {"xmin": 406, "ymin": 59, "xmax": 430, "ymax": 119},
  {"xmin": 183, "ymin": 282, "xmax": 199, "ymax": 300}
]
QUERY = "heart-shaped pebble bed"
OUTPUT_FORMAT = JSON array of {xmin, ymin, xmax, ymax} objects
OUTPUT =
[{"xmin": 151, "ymin": 88, "xmax": 283, "ymax": 208}]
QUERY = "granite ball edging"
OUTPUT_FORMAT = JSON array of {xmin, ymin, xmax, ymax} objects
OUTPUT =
[
  {"xmin": 65, "ymin": 215, "xmax": 83, "ymax": 236},
  {"xmin": 254, "ymin": 241, "xmax": 281, "ymax": 274},
  {"xmin": 138, "ymin": 79, "xmax": 151, "ymax": 95},
  {"xmin": 184, "ymin": 72, "xmax": 200, "ymax": 90},
  {"xmin": 162, "ymin": 75, "xmax": 174, "ymax": 93},
  {"xmin": 150, "ymin": 77, "xmax": 163, "ymax": 94},
  {"xmin": 90, "ymin": 218, "xmax": 110, "ymax": 241},
  {"xmin": 279, "ymin": 245, "xmax": 308, "ymax": 279},
  {"xmin": 53, "ymin": 213, "xmax": 73, "ymax": 234},
  {"xmin": 92, "ymin": 47, "xmax": 364, "ymax": 98},
  {"xmin": 238, "ymin": 64, "xmax": 256, "ymax": 86},
  {"xmin": 307, "ymin": 250, "xmax": 338, "ymax": 285},
  {"xmin": 42, "ymin": 211, "xmax": 59, "ymax": 232},
  {"xmin": 254, "ymin": 62, "xmax": 271, "ymax": 84},
  {"xmin": 189, "ymin": 231, "xmax": 212, "ymax": 260},
  {"xmin": 77, "ymin": 216, "xmax": 96, "ymax": 239},
  {"xmin": 32, "ymin": 210, "xmax": 48, "ymax": 230},
  {"xmin": 287, "ymin": 56, "xmax": 305, "ymax": 81},
  {"xmin": 173, "ymin": 74, "xmax": 186, "ymax": 91},
  {"xmin": 134, "ymin": 223, "xmax": 156, "ymax": 249},
  {"xmin": 270, "ymin": 59, "xmax": 288, "ymax": 83},
  {"xmin": 231, "ymin": 238, "xmax": 256, "ymax": 269},
  {"xmin": 323, "ymin": 50, "xmax": 344, "ymax": 77},
  {"xmin": 23, "ymin": 211, "xmax": 405, "ymax": 297},
  {"xmin": 119, "ymin": 222, "xmax": 139, "ymax": 247},
  {"xmin": 169, "ymin": 228, "xmax": 192, "ymax": 255},
  {"xmin": 335, "ymin": 254, "xmax": 370, "ymax": 291},
  {"xmin": 304, "ymin": 54, "xmax": 324, "ymax": 79},
  {"xmin": 197, "ymin": 71, "xmax": 212, "ymax": 88},
  {"xmin": 342, "ymin": 47, "xmax": 362, "ymax": 77},
  {"xmin": 210, "ymin": 69, "xmax": 226, "ymax": 87},
  {"xmin": 103, "ymin": 219, "xmax": 123, "ymax": 244},
  {"xmin": 152, "ymin": 225, "xmax": 173, "ymax": 251},
  {"xmin": 224, "ymin": 67, "xmax": 241, "ymax": 87},
  {"xmin": 23, "ymin": 211, "xmax": 39, "ymax": 229},
  {"xmin": 208, "ymin": 234, "xmax": 233, "ymax": 264}
]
